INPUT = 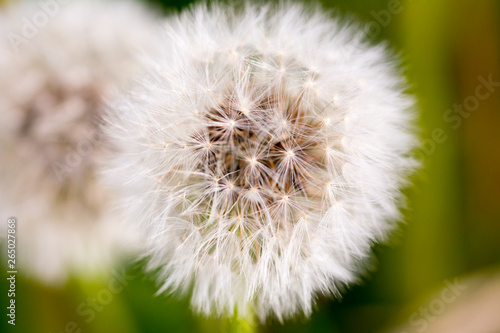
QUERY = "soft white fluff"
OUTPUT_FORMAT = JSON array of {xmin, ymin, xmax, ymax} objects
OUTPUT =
[
  {"xmin": 105, "ymin": 2, "xmax": 417, "ymax": 321},
  {"xmin": 0, "ymin": 0, "xmax": 158, "ymax": 285}
]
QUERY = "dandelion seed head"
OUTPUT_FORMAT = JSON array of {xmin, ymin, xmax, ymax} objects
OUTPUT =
[
  {"xmin": 0, "ymin": 0, "xmax": 158, "ymax": 285},
  {"xmin": 105, "ymin": 2, "xmax": 418, "ymax": 321}
]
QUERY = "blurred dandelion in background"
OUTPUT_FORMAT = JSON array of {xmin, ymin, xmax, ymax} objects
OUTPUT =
[
  {"xmin": 104, "ymin": 2, "xmax": 418, "ymax": 322},
  {"xmin": 0, "ymin": 0, "xmax": 159, "ymax": 285}
]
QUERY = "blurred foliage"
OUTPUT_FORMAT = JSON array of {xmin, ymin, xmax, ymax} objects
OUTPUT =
[{"xmin": 1, "ymin": 0, "xmax": 500, "ymax": 332}]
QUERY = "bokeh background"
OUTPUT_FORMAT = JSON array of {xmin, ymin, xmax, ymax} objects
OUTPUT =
[{"xmin": 1, "ymin": 0, "xmax": 499, "ymax": 332}]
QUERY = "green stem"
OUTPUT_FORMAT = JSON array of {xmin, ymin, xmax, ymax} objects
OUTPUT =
[{"xmin": 221, "ymin": 306, "xmax": 257, "ymax": 333}]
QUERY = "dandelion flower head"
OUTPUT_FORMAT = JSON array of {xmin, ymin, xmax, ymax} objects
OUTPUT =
[{"xmin": 105, "ymin": 2, "xmax": 418, "ymax": 321}]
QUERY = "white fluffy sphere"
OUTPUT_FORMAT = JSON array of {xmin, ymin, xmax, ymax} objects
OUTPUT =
[
  {"xmin": 105, "ymin": 2, "xmax": 417, "ymax": 321},
  {"xmin": 0, "ymin": 0, "xmax": 159, "ymax": 285}
]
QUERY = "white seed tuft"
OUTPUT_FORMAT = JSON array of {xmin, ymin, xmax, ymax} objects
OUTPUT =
[
  {"xmin": 104, "ymin": 1, "xmax": 418, "ymax": 321},
  {"xmin": 0, "ymin": 0, "xmax": 159, "ymax": 285}
]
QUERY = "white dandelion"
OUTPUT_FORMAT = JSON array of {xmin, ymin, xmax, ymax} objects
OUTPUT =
[
  {"xmin": 104, "ymin": 2, "xmax": 418, "ymax": 321},
  {"xmin": 0, "ymin": 0, "xmax": 159, "ymax": 285}
]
